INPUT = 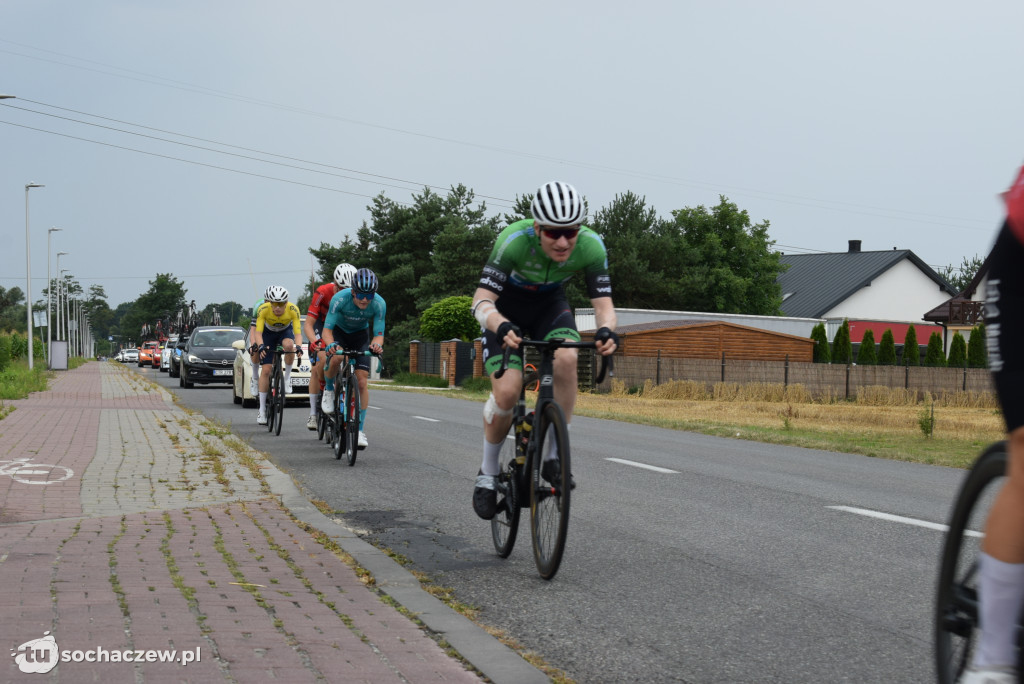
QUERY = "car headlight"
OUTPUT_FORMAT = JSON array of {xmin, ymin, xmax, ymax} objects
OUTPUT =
[{"xmin": 187, "ymin": 354, "xmax": 203, "ymax": 363}]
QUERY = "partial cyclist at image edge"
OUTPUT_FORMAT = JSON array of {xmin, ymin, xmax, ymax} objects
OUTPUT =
[
  {"xmin": 320, "ymin": 268, "xmax": 386, "ymax": 450},
  {"xmin": 248, "ymin": 296, "xmax": 264, "ymax": 396},
  {"xmin": 955, "ymin": 162, "xmax": 1024, "ymax": 684},
  {"xmin": 304, "ymin": 263, "xmax": 358, "ymax": 431},
  {"xmin": 252, "ymin": 285, "xmax": 302, "ymax": 426},
  {"xmin": 471, "ymin": 180, "xmax": 618, "ymax": 520}
]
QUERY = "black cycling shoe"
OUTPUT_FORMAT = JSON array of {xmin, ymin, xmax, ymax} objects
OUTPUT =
[
  {"xmin": 473, "ymin": 472, "xmax": 497, "ymax": 520},
  {"xmin": 541, "ymin": 459, "xmax": 576, "ymax": 490}
]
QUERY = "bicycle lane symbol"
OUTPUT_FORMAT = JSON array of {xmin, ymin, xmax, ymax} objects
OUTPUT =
[{"xmin": 0, "ymin": 459, "xmax": 74, "ymax": 485}]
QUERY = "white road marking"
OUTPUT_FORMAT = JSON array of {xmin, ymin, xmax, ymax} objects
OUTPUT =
[
  {"xmin": 413, "ymin": 416, "xmax": 440, "ymax": 422},
  {"xmin": 606, "ymin": 458, "xmax": 678, "ymax": 474},
  {"xmin": 827, "ymin": 505, "xmax": 983, "ymax": 537}
]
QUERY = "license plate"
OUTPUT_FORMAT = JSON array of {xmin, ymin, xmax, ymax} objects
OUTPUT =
[
  {"xmin": 290, "ymin": 377, "xmax": 309, "ymax": 387},
  {"xmin": 213, "ymin": 369, "xmax": 232, "ymax": 376}
]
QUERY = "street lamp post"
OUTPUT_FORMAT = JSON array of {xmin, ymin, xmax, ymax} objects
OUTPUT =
[
  {"xmin": 60, "ymin": 268, "xmax": 70, "ymax": 347},
  {"xmin": 46, "ymin": 227, "xmax": 62, "ymax": 368},
  {"xmin": 25, "ymin": 182, "xmax": 44, "ymax": 369},
  {"xmin": 56, "ymin": 254, "xmax": 68, "ymax": 345}
]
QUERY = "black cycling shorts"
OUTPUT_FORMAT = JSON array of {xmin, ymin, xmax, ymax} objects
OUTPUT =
[
  {"xmin": 481, "ymin": 289, "xmax": 579, "ymax": 375},
  {"xmin": 988, "ymin": 220, "xmax": 1024, "ymax": 432},
  {"xmin": 331, "ymin": 327, "xmax": 373, "ymax": 373}
]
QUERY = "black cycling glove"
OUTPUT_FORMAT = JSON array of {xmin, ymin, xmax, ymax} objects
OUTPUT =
[
  {"xmin": 595, "ymin": 327, "xmax": 619, "ymax": 347},
  {"xmin": 496, "ymin": 321, "xmax": 521, "ymax": 342}
]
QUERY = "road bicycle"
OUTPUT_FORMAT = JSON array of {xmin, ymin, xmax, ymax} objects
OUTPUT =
[
  {"xmin": 934, "ymin": 441, "xmax": 1016, "ymax": 683},
  {"xmin": 490, "ymin": 338, "xmax": 612, "ymax": 580},
  {"xmin": 325, "ymin": 347, "xmax": 383, "ymax": 466},
  {"xmin": 256, "ymin": 343, "xmax": 302, "ymax": 436}
]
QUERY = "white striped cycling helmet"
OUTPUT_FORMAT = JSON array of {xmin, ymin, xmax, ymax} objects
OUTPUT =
[
  {"xmin": 531, "ymin": 181, "xmax": 584, "ymax": 227},
  {"xmin": 264, "ymin": 285, "xmax": 289, "ymax": 303},
  {"xmin": 334, "ymin": 263, "xmax": 357, "ymax": 289}
]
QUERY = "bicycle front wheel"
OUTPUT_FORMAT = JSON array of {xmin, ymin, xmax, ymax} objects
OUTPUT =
[
  {"xmin": 530, "ymin": 401, "xmax": 571, "ymax": 580},
  {"xmin": 333, "ymin": 383, "xmax": 345, "ymax": 460},
  {"xmin": 344, "ymin": 373, "xmax": 360, "ymax": 467},
  {"xmin": 273, "ymin": 363, "xmax": 285, "ymax": 436},
  {"xmin": 935, "ymin": 442, "xmax": 1011, "ymax": 684},
  {"xmin": 491, "ymin": 419, "xmax": 522, "ymax": 558}
]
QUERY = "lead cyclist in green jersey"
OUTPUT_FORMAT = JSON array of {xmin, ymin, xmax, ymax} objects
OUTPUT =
[{"xmin": 471, "ymin": 181, "xmax": 618, "ymax": 520}]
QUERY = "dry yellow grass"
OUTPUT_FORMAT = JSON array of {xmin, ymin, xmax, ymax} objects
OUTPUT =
[{"xmin": 569, "ymin": 380, "xmax": 1006, "ymax": 469}]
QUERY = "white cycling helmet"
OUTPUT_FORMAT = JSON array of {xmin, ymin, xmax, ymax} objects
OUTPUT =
[
  {"xmin": 264, "ymin": 285, "xmax": 289, "ymax": 303},
  {"xmin": 334, "ymin": 263, "xmax": 357, "ymax": 289},
  {"xmin": 531, "ymin": 181, "xmax": 585, "ymax": 227}
]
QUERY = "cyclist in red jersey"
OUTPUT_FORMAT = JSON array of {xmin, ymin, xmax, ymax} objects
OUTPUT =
[
  {"xmin": 961, "ymin": 164, "xmax": 1024, "ymax": 684},
  {"xmin": 303, "ymin": 263, "xmax": 357, "ymax": 430}
]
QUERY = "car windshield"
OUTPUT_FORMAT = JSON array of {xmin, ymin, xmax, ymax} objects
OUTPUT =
[{"xmin": 193, "ymin": 330, "xmax": 244, "ymax": 347}]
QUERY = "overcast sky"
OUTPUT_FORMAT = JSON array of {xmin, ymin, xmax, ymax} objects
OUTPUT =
[{"xmin": 3, "ymin": 1, "xmax": 1023, "ymax": 320}]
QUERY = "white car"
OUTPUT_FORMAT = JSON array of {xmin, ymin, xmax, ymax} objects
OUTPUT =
[
  {"xmin": 121, "ymin": 349, "xmax": 139, "ymax": 364},
  {"xmin": 231, "ymin": 318, "xmax": 312, "ymax": 408},
  {"xmin": 160, "ymin": 335, "xmax": 178, "ymax": 373}
]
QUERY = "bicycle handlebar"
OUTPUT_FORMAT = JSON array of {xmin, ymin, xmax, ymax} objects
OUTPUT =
[
  {"xmin": 324, "ymin": 347, "xmax": 384, "ymax": 374},
  {"xmin": 494, "ymin": 337, "xmax": 614, "ymax": 384}
]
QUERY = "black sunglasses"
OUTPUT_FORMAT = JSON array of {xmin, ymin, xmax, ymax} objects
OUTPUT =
[{"xmin": 541, "ymin": 226, "xmax": 580, "ymax": 240}]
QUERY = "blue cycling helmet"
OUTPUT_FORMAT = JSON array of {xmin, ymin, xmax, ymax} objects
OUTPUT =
[{"xmin": 353, "ymin": 268, "xmax": 378, "ymax": 296}]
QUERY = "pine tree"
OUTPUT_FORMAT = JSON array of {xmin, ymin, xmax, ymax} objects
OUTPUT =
[
  {"xmin": 856, "ymin": 329, "xmax": 877, "ymax": 365},
  {"xmin": 924, "ymin": 331, "xmax": 947, "ymax": 367},
  {"xmin": 968, "ymin": 324, "xmax": 988, "ymax": 368},
  {"xmin": 878, "ymin": 329, "xmax": 897, "ymax": 365},
  {"xmin": 810, "ymin": 322, "xmax": 831, "ymax": 363},
  {"xmin": 947, "ymin": 332, "xmax": 968, "ymax": 368},
  {"xmin": 903, "ymin": 325, "xmax": 920, "ymax": 366},
  {"xmin": 832, "ymin": 319, "xmax": 853, "ymax": 365}
]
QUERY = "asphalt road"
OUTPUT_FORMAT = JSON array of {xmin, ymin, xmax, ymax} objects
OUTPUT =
[{"xmin": 145, "ymin": 364, "xmax": 968, "ymax": 683}]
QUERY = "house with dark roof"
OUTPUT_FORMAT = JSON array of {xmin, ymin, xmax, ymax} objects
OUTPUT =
[
  {"xmin": 923, "ymin": 254, "xmax": 988, "ymax": 353},
  {"xmin": 778, "ymin": 240, "xmax": 957, "ymax": 344}
]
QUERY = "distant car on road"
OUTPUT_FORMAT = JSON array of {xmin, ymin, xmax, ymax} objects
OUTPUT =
[
  {"xmin": 179, "ymin": 326, "xmax": 246, "ymax": 389},
  {"xmin": 138, "ymin": 341, "xmax": 159, "ymax": 367},
  {"xmin": 122, "ymin": 349, "xmax": 139, "ymax": 364},
  {"xmin": 160, "ymin": 336, "xmax": 178, "ymax": 373}
]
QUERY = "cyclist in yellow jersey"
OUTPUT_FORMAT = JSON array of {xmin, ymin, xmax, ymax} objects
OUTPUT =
[{"xmin": 252, "ymin": 285, "xmax": 302, "ymax": 426}]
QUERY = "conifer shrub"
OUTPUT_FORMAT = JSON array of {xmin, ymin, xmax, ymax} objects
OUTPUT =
[
  {"xmin": 832, "ymin": 319, "xmax": 853, "ymax": 365},
  {"xmin": 856, "ymin": 329, "xmax": 877, "ymax": 365},
  {"xmin": 810, "ymin": 323, "xmax": 831, "ymax": 363},
  {"xmin": 878, "ymin": 329, "xmax": 897, "ymax": 365},
  {"xmin": 947, "ymin": 332, "xmax": 967, "ymax": 368},
  {"xmin": 924, "ymin": 331, "xmax": 947, "ymax": 366},
  {"xmin": 903, "ymin": 325, "xmax": 920, "ymax": 366},
  {"xmin": 968, "ymin": 324, "xmax": 987, "ymax": 368}
]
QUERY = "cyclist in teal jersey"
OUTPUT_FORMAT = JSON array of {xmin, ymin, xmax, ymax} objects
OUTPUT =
[
  {"xmin": 321, "ymin": 268, "xmax": 386, "ymax": 450},
  {"xmin": 248, "ymin": 297, "xmax": 264, "ymax": 396},
  {"xmin": 470, "ymin": 181, "xmax": 618, "ymax": 519}
]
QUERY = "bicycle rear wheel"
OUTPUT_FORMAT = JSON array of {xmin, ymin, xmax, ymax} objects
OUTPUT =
[
  {"xmin": 273, "ymin": 361, "xmax": 285, "ymax": 436},
  {"xmin": 316, "ymin": 406, "xmax": 328, "ymax": 441},
  {"xmin": 344, "ymin": 373, "xmax": 360, "ymax": 467},
  {"xmin": 935, "ymin": 442, "xmax": 1012, "ymax": 684},
  {"xmin": 266, "ymin": 359, "xmax": 278, "ymax": 433},
  {"xmin": 530, "ymin": 401, "xmax": 571, "ymax": 580},
  {"xmin": 491, "ymin": 418, "xmax": 522, "ymax": 558}
]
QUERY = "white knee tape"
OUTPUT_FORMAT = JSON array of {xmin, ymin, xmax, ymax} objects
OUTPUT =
[{"xmin": 483, "ymin": 393, "xmax": 512, "ymax": 424}]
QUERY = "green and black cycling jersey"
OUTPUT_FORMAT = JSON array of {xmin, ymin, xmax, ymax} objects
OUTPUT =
[{"xmin": 478, "ymin": 219, "xmax": 612, "ymax": 299}]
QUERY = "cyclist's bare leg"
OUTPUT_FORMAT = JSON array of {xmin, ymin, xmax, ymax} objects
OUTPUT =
[
  {"xmin": 282, "ymin": 339, "xmax": 295, "ymax": 384},
  {"xmin": 552, "ymin": 347, "xmax": 579, "ymax": 422},
  {"xmin": 356, "ymin": 369, "xmax": 370, "ymax": 432},
  {"xmin": 479, "ymin": 369, "xmax": 519, "ymax": 475},
  {"xmin": 309, "ymin": 349, "xmax": 325, "ymax": 414},
  {"xmin": 258, "ymin": 360, "xmax": 273, "ymax": 416},
  {"xmin": 974, "ymin": 427, "xmax": 1024, "ymax": 672}
]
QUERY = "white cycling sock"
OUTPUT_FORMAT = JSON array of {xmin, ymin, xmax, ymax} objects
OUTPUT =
[
  {"xmin": 284, "ymin": 367, "xmax": 291, "ymax": 384},
  {"xmin": 309, "ymin": 393, "xmax": 319, "ymax": 415},
  {"xmin": 481, "ymin": 437, "xmax": 503, "ymax": 476},
  {"xmin": 258, "ymin": 392, "xmax": 268, "ymax": 414},
  {"xmin": 975, "ymin": 552, "xmax": 1024, "ymax": 669},
  {"xmin": 544, "ymin": 423, "xmax": 570, "ymax": 462}
]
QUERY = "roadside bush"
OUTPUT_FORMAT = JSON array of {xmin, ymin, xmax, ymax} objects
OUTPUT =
[
  {"xmin": 832, "ymin": 320, "xmax": 852, "ymax": 365},
  {"xmin": 968, "ymin": 324, "xmax": 987, "ymax": 368},
  {"xmin": 856, "ymin": 329, "xmax": 877, "ymax": 365},
  {"xmin": 924, "ymin": 331, "xmax": 947, "ymax": 367},
  {"xmin": 9, "ymin": 333, "xmax": 27, "ymax": 360},
  {"xmin": 947, "ymin": 332, "xmax": 967, "ymax": 368},
  {"xmin": 903, "ymin": 325, "xmax": 920, "ymax": 366},
  {"xmin": 810, "ymin": 323, "xmax": 831, "ymax": 363},
  {"xmin": 878, "ymin": 329, "xmax": 897, "ymax": 366},
  {"xmin": 0, "ymin": 335, "xmax": 10, "ymax": 371}
]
